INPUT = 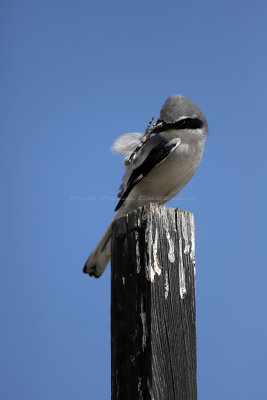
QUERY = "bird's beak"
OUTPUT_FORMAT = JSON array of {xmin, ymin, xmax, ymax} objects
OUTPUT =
[{"xmin": 150, "ymin": 119, "xmax": 166, "ymax": 134}]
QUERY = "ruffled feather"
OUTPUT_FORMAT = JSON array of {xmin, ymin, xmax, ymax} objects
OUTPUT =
[{"xmin": 111, "ymin": 132, "xmax": 143, "ymax": 155}]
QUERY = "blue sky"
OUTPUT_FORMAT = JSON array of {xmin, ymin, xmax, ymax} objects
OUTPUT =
[{"xmin": 1, "ymin": 0, "xmax": 267, "ymax": 399}]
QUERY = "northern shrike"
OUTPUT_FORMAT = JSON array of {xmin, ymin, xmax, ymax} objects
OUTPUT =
[{"xmin": 83, "ymin": 94, "xmax": 208, "ymax": 278}]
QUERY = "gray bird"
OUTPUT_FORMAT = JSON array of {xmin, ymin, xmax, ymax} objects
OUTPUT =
[{"xmin": 83, "ymin": 94, "xmax": 208, "ymax": 278}]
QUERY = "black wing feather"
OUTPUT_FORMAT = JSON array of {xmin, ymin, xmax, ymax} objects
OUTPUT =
[{"xmin": 115, "ymin": 139, "xmax": 179, "ymax": 211}]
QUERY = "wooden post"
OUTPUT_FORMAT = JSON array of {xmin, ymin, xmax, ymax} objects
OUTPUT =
[{"xmin": 111, "ymin": 203, "xmax": 197, "ymax": 400}]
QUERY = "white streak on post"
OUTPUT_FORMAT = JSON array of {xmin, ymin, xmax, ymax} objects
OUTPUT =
[
  {"xmin": 166, "ymin": 231, "xmax": 175, "ymax": 263},
  {"xmin": 145, "ymin": 211, "xmax": 155, "ymax": 282},
  {"xmin": 145, "ymin": 209, "xmax": 162, "ymax": 282},
  {"xmin": 189, "ymin": 213, "xmax": 196, "ymax": 265},
  {"xmin": 182, "ymin": 213, "xmax": 191, "ymax": 255},
  {"xmin": 158, "ymin": 206, "xmax": 175, "ymax": 264},
  {"xmin": 140, "ymin": 294, "xmax": 147, "ymax": 351},
  {"xmin": 177, "ymin": 212, "xmax": 188, "ymax": 300},
  {"xmin": 178, "ymin": 236, "xmax": 187, "ymax": 299},
  {"xmin": 153, "ymin": 228, "xmax": 161, "ymax": 276},
  {"xmin": 135, "ymin": 231, "xmax": 141, "ymax": 273},
  {"xmin": 165, "ymin": 271, "xmax": 169, "ymax": 299}
]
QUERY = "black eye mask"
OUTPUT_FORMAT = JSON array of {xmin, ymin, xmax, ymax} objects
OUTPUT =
[{"xmin": 151, "ymin": 117, "xmax": 203, "ymax": 133}]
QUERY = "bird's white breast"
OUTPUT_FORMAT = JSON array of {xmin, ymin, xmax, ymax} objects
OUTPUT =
[{"xmin": 118, "ymin": 129, "xmax": 206, "ymax": 215}]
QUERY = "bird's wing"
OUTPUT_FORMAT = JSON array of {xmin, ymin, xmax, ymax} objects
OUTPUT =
[{"xmin": 115, "ymin": 135, "xmax": 181, "ymax": 211}]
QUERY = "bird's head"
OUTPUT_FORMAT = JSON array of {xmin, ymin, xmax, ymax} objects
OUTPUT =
[{"xmin": 151, "ymin": 94, "xmax": 209, "ymax": 135}]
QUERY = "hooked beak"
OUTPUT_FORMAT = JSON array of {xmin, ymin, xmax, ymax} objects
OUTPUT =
[{"xmin": 150, "ymin": 119, "xmax": 166, "ymax": 134}]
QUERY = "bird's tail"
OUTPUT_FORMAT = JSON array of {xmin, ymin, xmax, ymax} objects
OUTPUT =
[{"xmin": 83, "ymin": 219, "xmax": 114, "ymax": 278}]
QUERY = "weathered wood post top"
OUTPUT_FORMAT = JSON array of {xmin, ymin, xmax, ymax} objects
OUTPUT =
[{"xmin": 111, "ymin": 203, "xmax": 197, "ymax": 400}]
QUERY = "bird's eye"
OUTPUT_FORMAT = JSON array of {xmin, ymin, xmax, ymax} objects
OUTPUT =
[{"xmin": 173, "ymin": 118, "xmax": 203, "ymax": 130}]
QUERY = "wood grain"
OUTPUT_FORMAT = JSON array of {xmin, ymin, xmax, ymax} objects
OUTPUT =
[{"xmin": 111, "ymin": 203, "xmax": 196, "ymax": 400}]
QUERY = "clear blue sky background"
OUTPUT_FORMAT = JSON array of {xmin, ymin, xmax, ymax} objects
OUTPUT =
[{"xmin": 1, "ymin": 1, "xmax": 266, "ymax": 399}]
